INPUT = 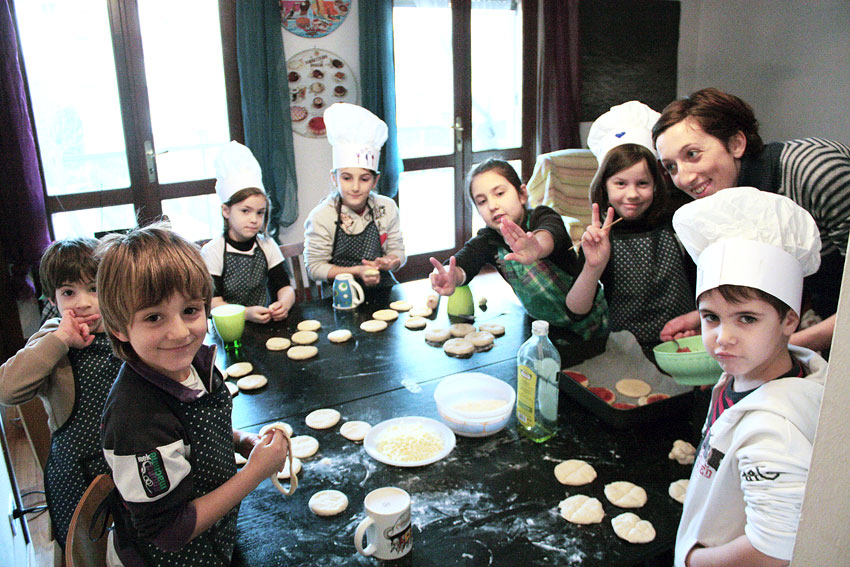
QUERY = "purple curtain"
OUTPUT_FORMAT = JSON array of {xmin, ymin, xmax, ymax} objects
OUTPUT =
[
  {"xmin": 536, "ymin": 0, "xmax": 581, "ymax": 154},
  {"xmin": 0, "ymin": 0, "xmax": 51, "ymax": 299}
]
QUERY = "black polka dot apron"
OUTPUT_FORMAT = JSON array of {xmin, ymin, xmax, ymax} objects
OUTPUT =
[
  {"xmin": 221, "ymin": 241, "xmax": 270, "ymax": 307},
  {"xmin": 331, "ymin": 201, "xmax": 398, "ymax": 288},
  {"xmin": 134, "ymin": 375, "xmax": 238, "ymax": 566},
  {"xmin": 44, "ymin": 333, "xmax": 122, "ymax": 548},
  {"xmin": 607, "ymin": 223, "xmax": 693, "ymax": 357}
]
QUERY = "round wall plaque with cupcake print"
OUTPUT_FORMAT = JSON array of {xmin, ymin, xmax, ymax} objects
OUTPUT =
[
  {"xmin": 280, "ymin": 1, "xmax": 351, "ymax": 38},
  {"xmin": 287, "ymin": 48, "xmax": 359, "ymax": 138}
]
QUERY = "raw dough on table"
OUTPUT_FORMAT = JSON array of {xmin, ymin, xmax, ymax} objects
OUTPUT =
[
  {"xmin": 339, "ymin": 420, "xmax": 372, "ymax": 441},
  {"xmin": 425, "ymin": 293, "xmax": 439, "ymax": 310},
  {"xmin": 389, "ymin": 300, "xmax": 412, "ymax": 312},
  {"xmin": 668, "ymin": 439, "xmax": 697, "ymax": 465},
  {"xmin": 225, "ymin": 382, "xmax": 239, "ymax": 396},
  {"xmin": 404, "ymin": 316, "xmax": 427, "ymax": 330},
  {"xmin": 425, "ymin": 327, "xmax": 451, "ymax": 346},
  {"xmin": 360, "ymin": 320, "xmax": 388, "ymax": 333},
  {"xmin": 327, "ymin": 329, "xmax": 352, "ymax": 343},
  {"xmin": 291, "ymin": 330, "xmax": 319, "ymax": 345},
  {"xmin": 615, "ymin": 378, "xmax": 652, "ymax": 398},
  {"xmin": 297, "ymin": 319, "xmax": 322, "ymax": 332},
  {"xmin": 478, "ymin": 323, "xmax": 505, "ymax": 337},
  {"xmin": 668, "ymin": 479, "xmax": 689, "ymax": 504},
  {"xmin": 277, "ymin": 456, "xmax": 302, "ymax": 479},
  {"xmin": 449, "ymin": 323, "xmax": 476, "ymax": 337},
  {"xmin": 554, "ymin": 459, "xmax": 597, "ymax": 486},
  {"xmin": 259, "ymin": 422, "xmax": 294, "ymax": 438},
  {"xmin": 638, "ymin": 393, "xmax": 670, "ymax": 406},
  {"xmin": 465, "ymin": 331, "xmax": 494, "ymax": 352},
  {"xmin": 409, "ymin": 306, "xmax": 433, "ymax": 318},
  {"xmin": 443, "ymin": 338, "xmax": 474, "ymax": 358},
  {"xmin": 261, "ymin": 423, "xmax": 298, "ymax": 496},
  {"xmin": 558, "ymin": 494, "xmax": 605, "ymax": 524},
  {"xmin": 604, "ymin": 481, "xmax": 647, "ymax": 508},
  {"xmin": 237, "ymin": 374, "xmax": 268, "ymax": 391},
  {"xmin": 308, "ymin": 490, "xmax": 349, "ymax": 516},
  {"xmin": 305, "ymin": 408, "xmax": 341, "ymax": 430},
  {"xmin": 372, "ymin": 309, "xmax": 399, "ymax": 321},
  {"xmin": 290, "ymin": 435, "xmax": 319, "ymax": 459},
  {"xmin": 265, "ymin": 337, "xmax": 291, "ymax": 351},
  {"xmin": 288, "ymin": 345, "xmax": 319, "ymax": 360},
  {"xmin": 611, "ymin": 512, "xmax": 656, "ymax": 544},
  {"xmin": 225, "ymin": 362, "xmax": 253, "ymax": 378},
  {"xmin": 234, "ymin": 452, "xmax": 247, "ymax": 466}
]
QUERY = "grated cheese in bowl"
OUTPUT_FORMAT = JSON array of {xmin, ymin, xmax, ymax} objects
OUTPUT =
[{"xmin": 375, "ymin": 423, "xmax": 444, "ymax": 462}]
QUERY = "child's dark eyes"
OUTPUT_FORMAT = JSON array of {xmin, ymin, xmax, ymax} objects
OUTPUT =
[
  {"xmin": 687, "ymin": 149, "xmax": 701, "ymax": 159},
  {"xmin": 144, "ymin": 314, "xmax": 161, "ymax": 323},
  {"xmin": 60, "ymin": 289, "xmax": 74, "ymax": 297},
  {"xmin": 184, "ymin": 306, "xmax": 201, "ymax": 316},
  {"xmin": 701, "ymin": 313, "xmax": 718, "ymax": 323},
  {"xmin": 740, "ymin": 315, "xmax": 757, "ymax": 324}
]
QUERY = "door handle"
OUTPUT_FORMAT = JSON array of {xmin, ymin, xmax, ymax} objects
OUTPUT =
[
  {"xmin": 144, "ymin": 140, "xmax": 158, "ymax": 183},
  {"xmin": 452, "ymin": 116, "xmax": 463, "ymax": 153}
]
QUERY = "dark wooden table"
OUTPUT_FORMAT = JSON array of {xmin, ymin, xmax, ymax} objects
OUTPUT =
[{"xmin": 208, "ymin": 273, "xmax": 695, "ymax": 566}]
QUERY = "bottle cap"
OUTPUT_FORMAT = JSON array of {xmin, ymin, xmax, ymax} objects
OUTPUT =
[{"xmin": 531, "ymin": 320, "xmax": 549, "ymax": 336}]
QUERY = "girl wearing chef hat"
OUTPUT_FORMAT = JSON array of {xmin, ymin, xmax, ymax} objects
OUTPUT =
[
  {"xmin": 304, "ymin": 103, "xmax": 406, "ymax": 288},
  {"xmin": 566, "ymin": 101, "xmax": 695, "ymax": 359},
  {"xmin": 671, "ymin": 187, "xmax": 827, "ymax": 567},
  {"xmin": 201, "ymin": 141, "xmax": 296, "ymax": 323}
]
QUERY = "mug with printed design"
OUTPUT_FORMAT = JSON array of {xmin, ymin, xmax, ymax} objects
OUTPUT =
[
  {"xmin": 333, "ymin": 273, "xmax": 364, "ymax": 310},
  {"xmin": 354, "ymin": 487, "xmax": 412, "ymax": 560}
]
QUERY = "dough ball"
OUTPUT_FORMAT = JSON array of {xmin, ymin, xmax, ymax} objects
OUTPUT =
[
  {"xmin": 478, "ymin": 323, "xmax": 505, "ymax": 337},
  {"xmin": 443, "ymin": 338, "xmax": 474, "ymax": 358},
  {"xmin": 225, "ymin": 382, "xmax": 239, "ymax": 396},
  {"xmin": 465, "ymin": 331, "xmax": 494, "ymax": 352},
  {"xmin": 449, "ymin": 323, "xmax": 476, "ymax": 337},
  {"xmin": 290, "ymin": 435, "xmax": 319, "ymax": 459},
  {"xmin": 291, "ymin": 330, "xmax": 319, "ymax": 345},
  {"xmin": 389, "ymin": 300, "xmax": 412, "ymax": 312},
  {"xmin": 236, "ymin": 374, "xmax": 268, "ymax": 391},
  {"xmin": 297, "ymin": 319, "xmax": 322, "ymax": 332},
  {"xmin": 339, "ymin": 421, "xmax": 372, "ymax": 441},
  {"xmin": 363, "ymin": 268, "xmax": 380, "ymax": 277},
  {"xmin": 305, "ymin": 408, "xmax": 341, "ymax": 430},
  {"xmin": 287, "ymin": 345, "xmax": 319, "ymax": 360},
  {"xmin": 265, "ymin": 337, "xmax": 291, "ymax": 351},
  {"xmin": 409, "ymin": 306, "xmax": 433, "ymax": 318},
  {"xmin": 327, "ymin": 329, "xmax": 352, "ymax": 343},
  {"xmin": 668, "ymin": 439, "xmax": 697, "ymax": 465},
  {"xmin": 277, "ymin": 456, "xmax": 302, "ymax": 480},
  {"xmin": 308, "ymin": 489, "xmax": 349, "ymax": 516},
  {"xmin": 611, "ymin": 512, "xmax": 656, "ymax": 544},
  {"xmin": 425, "ymin": 293, "xmax": 439, "ymax": 310},
  {"xmin": 404, "ymin": 316, "xmax": 427, "ymax": 330},
  {"xmin": 360, "ymin": 319, "xmax": 388, "ymax": 333},
  {"xmin": 225, "ymin": 362, "xmax": 253, "ymax": 378},
  {"xmin": 554, "ymin": 459, "xmax": 597, "ymax": 486},
  {"xmin": 668, "ymin": 479, "xmax": 689, "ymax": 504},
  {"xmin": 604, "ymin": 481, "xmax": 647, "ymax": 508},
  {"xmin": 615, "ymin": 379, "xmax": 652, "ymax": 398},
  {"xmin": 558, "ymin": 494, "xmax": 604, "ymax": 525},
  {"xmin": 234, "ymin": 452, "xmax": 247, "ymax": 466},
  {"xmin": 372, "ymin": 309, "xmax": 399, "ymax": 321},
  {"xmin": 259, "ymin": 422, "xmax": 293, "ymax": 438},
  {"xmin": 424, "ymin": 327, "xmax": 451, "ymax": 346}
]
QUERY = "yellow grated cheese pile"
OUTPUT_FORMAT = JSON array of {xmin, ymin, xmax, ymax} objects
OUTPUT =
[{"xmin": 375, "ymin": 423, "xmax": 444, "ymax": 462}]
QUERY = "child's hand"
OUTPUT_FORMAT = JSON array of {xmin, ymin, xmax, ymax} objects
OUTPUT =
[
  {"xmin": 245, "ymin": 305, "xmax": 272, "ymax": 324},
  {"xmin": 580, "ymin": 204, "xmax": 614, "ymax": 269},
  {"xmin": 245, "ymin": 429, "xmax": 289, "ymax": 481},
  {"xmin": 429, "ymin": 256, "xmax": 460, "ymax": 296},
  {"xmin": 355, "ymin": 264, "xmax": 381, "ymax": 287},
  {"xmin": 268, "ymin": 301, "xmax": 290, "ymax": 321},
  {"xmin": 53, "ymin": 309, "xmax": 98, "ymax": 349},
  {"xmin": 501, "ymin": 217, "xmax": 545, "ymax": 264},
  {"xmin": 234, "ymin": 431, "xmax": 261, "ymax": 460},
  {"xmin": 363, "ymin": 256, "xmax": 395, "ymax": 271}
]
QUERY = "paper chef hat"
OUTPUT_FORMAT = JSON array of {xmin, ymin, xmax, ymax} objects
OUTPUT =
[
  {"xmin": 673, "ymin": 187, "xmax": 821, "ymax": 315},
  {"xmin": 325, "ymin": 103, "xmax": 388, "ymax": 172},
  {"xmin": 587, "ymin": 101, "xmax": 661, "ymax": 189},
  {"xmin": 214, "ymin": 141, "xmax": 265, "ymax": 203}
]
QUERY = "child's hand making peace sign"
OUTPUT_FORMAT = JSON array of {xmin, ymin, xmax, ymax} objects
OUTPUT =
[
  {"xmin": 580, "ymin": 203, "xmax": 616, "ymax": 269},
  {"xmin": 429, "ymin": 256, "xmax": 463, "ymax": 296}
]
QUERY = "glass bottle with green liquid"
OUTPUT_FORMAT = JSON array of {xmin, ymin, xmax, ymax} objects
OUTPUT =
[{"xmin": 516, "ymin": 320, "xmax": 561, "ymax": 442}]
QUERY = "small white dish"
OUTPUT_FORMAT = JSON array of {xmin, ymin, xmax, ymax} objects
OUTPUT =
[{"xmin": 364, "ymin": 417, "xmax": 455, "ymax": 468}]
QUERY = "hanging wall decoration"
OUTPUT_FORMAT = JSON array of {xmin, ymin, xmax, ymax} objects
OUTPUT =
[
  {"xmin": 279, "ymin": 1, "xmax": 351, "ymax": 38},
  {"xmin": 287, "ymin": 48, "xmax": 359, "ymax": 138}
]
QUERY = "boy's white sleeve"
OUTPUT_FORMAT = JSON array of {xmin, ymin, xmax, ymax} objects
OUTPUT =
[{"xmin": 104, "ymin": 438, "xmax": 192, "ymax": 503}]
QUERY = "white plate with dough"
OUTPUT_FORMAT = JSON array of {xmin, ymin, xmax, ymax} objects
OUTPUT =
[{"xmin": 363, "ymin": 417, "xmax": 455, "ymax": 468}]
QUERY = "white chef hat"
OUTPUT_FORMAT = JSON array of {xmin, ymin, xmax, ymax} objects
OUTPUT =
[
  {"xmin": 673, "ymin": 186, "xmax": 821, "ymax": 315},
  {"xmin": 587, "ymin": 101, "xmax": 661, "ymax": 190},
  {"xmin": 325, "ymin": 103, "xmax": 388, "ymax": 172},
  {"xmin": 214, "ymin": 141, "xmax": 265, "ymax": 203}
]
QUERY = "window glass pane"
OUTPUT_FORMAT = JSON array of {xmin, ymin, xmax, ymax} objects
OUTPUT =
[
  {"xmin": 51, "ymin": 205, "xmax": 137, "ymax": 240},
  {"xmin": 15, "ymin": 0, "xmax": 130, "ymax": 196},
  {"xmin": 161, "ymin": 194, "xmax": 223, "ymax": 243},
  {"xmin": 470, "ymin": 1, "xmax": 522, "ymax": 152},
  {"xmin": 471, "ymin": 159, "xmax": 522, "ymax": 235},
  {"xmin": 393, "ymin": 3, "xmax": 454, "ymax": 159},
  {"xmin": 137, "ymin": 1, "xmax": 230, "ymax": 184},
  {"xmin": 398, "ymin": 168, "xmax": 455, "ymax": 256}
]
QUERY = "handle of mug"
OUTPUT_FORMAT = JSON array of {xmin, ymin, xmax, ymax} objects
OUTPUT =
[
  {"xmin": 354, "ymin": 516, "xmax": 376, "ymax": 556},
  {"xmin": 350, "ymin": 279, "xmax": 365, "ymax": 307}
]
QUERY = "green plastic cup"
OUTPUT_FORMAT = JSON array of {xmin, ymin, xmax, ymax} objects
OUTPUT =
[
  {"xmin": 211, "ymin": 304, "xmax": 246, "ymax": 346},
  {"xmin": 447, "ymin": 285, "xmax": 475, "ymax": 318}
]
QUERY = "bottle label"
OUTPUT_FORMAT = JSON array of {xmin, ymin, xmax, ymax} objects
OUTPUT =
[{"xmin": 516, "ymin": 364, "xmax": 537, "ymax": 427}]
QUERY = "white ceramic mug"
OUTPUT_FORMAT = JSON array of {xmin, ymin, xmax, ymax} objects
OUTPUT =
[
  {"xmin": 354, "ymin": 487, "xmax": 412, "ymax": 560},
  {"xmin": 332, "ymin": 273, "xmax": 364, "ymax": 310}
]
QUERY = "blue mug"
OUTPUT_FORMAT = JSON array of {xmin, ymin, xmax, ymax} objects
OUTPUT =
[{"xmin": 333, "ymin": 273, "xmax": 365, "ymax": 310}]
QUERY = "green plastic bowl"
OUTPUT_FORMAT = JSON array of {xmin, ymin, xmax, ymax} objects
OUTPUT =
[{"xmin": 653, "ymin": 335, "xmax": 724, "ymax": 386}]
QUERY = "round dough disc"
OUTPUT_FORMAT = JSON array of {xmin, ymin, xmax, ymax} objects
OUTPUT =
[
  {"xmin": 265, "ymin": 337, "xmax": 291, "ymax": 351},
  {"xmin": 554, "ymin": 459, "xmax": 597, "ymax": 486},
  {"xmin": 424, "ymin": 327, "xmax": 451, "ymax": 346},
  {"xmin": 259, "ymin": 422, "xmax": 294, "ymax": 438},
  {"xmin": 615, "ymin": 378, "xmax": 652, "ymax": 398},
  {"xmin": 339, "ymin": 421, "xmax": 372, "ymax": 441},
  {"xmin": 425, "ymin": 293, "xmax": 439, "ymax": 310},
  {"xmin": 297, "ymin": 319, "xmax": 322, "ymax": 332},
  {"xmin": 308, "ymin": 489, "xmax": 348, "ymax": 516},
  {"xmin": 409, "ymin": 306, "xmax": 433, "ymax": 318},
  {"xmin": 327, "ymin": 329, "xmax": 352, "ymax": 343},
  {"xmin": 466, "ymin": 331, "xmax": 494, "ymax": 351},
  {"xmin": 305, "ymin": 408, "xmax": 341, "ymax": 430},
  {"xmin": 291, "ymin": 330, "xmax": 319, "ymax": 345},
  {"xmin": 611, "ymin": 512, "xmax": 656, "ymax": 544},
  {"xmin": 277, "ymin": 456, "xmax": 302, "ymax": 480},
  {"xmin": 478, "ymin": 323, "xmax": 505, "ymax": 337},
  {"xmin": 404, "ymin": 316, "xmax": 427, "ymax": 330},
  {"xmin": 225, "ymin": 382, "xmax": 239, "ymax": 396},
  {"xmin": 372, "ymin": 309, "xmax": 399, "ymax": 321},
  {"xmin": 360, "ymin": 319, "xmax": 388, "ymax": 333},
  {"xmin": 237, "ymin": 374, "xmax": 268, "ymax": 391},
  {"xmin": 288, "ymin": 345, "xmax": 319, "ymax": 360},
  {"xmin": 290, "ymin": 435, "xmax": 319, "ymax": 459},
  {"xmin": 558, "ymin": 494, "xmax": 604, "ymax": 525},
  {"xmin": 604, "ymin": 481, "xmax": 648, "ymax": 508},
  {"xmin": 449, "ymin": 323, "xmax": 476, "ymax": 337},
  {"xmin": 669, "ymin": 479, "xmax": 689, "ymax": 504},
  {"xmin": 234, "ymin": 452, "xmax": 247, "ymax": 466},
  {"xmin": 225, "ymin": 362, "xmax": 253, "ymax": 378},
  {"xmin": 389, "ymin": 300, "xmax": 412, "ymax": 312},
  {"xmin": 443, "ymin": 338, "xmax": 474, "ymax": 358}
]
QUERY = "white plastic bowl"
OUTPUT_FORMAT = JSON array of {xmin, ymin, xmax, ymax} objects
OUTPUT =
[{"xmin": 433, "ymin": 372, "xmax": 515, "ymax": 437}]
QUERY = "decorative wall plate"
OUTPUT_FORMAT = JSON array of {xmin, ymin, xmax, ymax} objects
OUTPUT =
[
  {"xmin": 279, "ymin": 0, "xmax": 351, "ymax": 38},
  {"xmin": 286, "ymin": 48, "xmax": 359, "ymax": 138}
]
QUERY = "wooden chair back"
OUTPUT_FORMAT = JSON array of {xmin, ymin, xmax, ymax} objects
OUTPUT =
[
  {"xmin": 280, "ymin": 242, "xmax": 324, "ymax": 301},
  {"xmin": 65, "ymin": 474, "xmax": 115, "ymax": 567}
]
